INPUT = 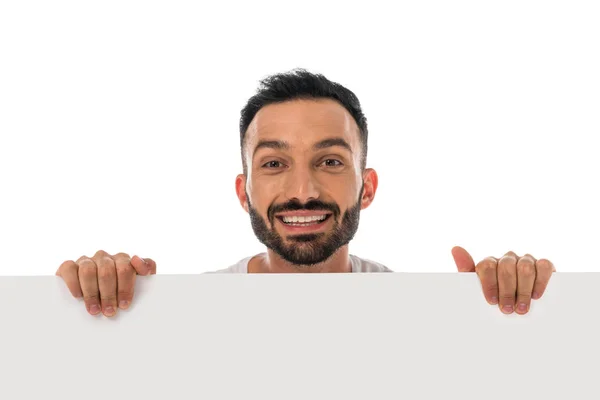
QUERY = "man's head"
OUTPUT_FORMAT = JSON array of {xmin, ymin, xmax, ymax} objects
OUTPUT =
[{"xmin": 235, "ymin": 69, "xmax": 378, "ymax": 267}]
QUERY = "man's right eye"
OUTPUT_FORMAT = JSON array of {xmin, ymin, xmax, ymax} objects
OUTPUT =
[{"xmin": 263, "ymin": 161, "xmax": 283, "ymax": 168}]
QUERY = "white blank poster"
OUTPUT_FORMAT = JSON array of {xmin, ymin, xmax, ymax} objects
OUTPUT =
[{"xmin": 0, "ymin": 272, "xmax": 598, "ymax": 399}]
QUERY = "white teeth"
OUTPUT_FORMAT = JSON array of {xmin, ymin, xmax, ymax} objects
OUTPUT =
[{"xmin": 281, "ymin": 214, "xmax": 327, "ymax": 223}]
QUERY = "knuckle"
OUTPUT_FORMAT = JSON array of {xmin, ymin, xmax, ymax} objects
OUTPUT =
[
  {"xmin": 75, "ymin": 256, "xmax": 96, "ymax": 267},
  {"xmin": 498, "ymin": 266, "xmax": 515, "ymax": 278},
  {"xmin": 537, "ymin": 259, "xmax": 553, "ymax": 271},
  {"xmin": 79, "ymin": 264, "xmax": 97, "ymax": 277},
  {"xmin": 97, "ymin": 255, "xmax": 115, "ymax": 266},
  {"xmin": 517, "ymin": 292, "xmax": 532, "ymax": 301},
  {"xmin": 476, "ymin": 258, "xmax": 497, "ymax": 272},
  {"xmin": 117, "ymin": 290, "xmax": 133, "ymax": 299},
  {"xmin": 115, "ymin": 262, "xmax": 133, "ymax": 275},
  {"xmin": 486, "ymin": 283, "xmax": 499, "ymax": 290},
  {"xmin": 83, "ymin": 294, "xmax": 100, "ymax": 303},
  {"xmin": 517, "ymin": 262, "xmax": 536, "ymax": 277},
  {"xmin": 100, "ymin": 294, "xmax": 118, "ymax": 302},
  {"xmin": 94, "ymin": 249, "xmax": 110, "ymax": 258},
  {"xmin": 518, "ymin": 268, "xmax": 535, "ymax": 280},
  {"xmin": 97, "ymin": 256, "xmax": 115, "ymax": 268},
  {"xmin": 518, "ymin": 256, "xmax": 535, "ymax": 266},
  {"xmin": 114, "ymin": 252, "xmax": 131, "ymax": 259},
  {"xmin": 499, "ymin": 254, "xmax": 517, "ymax": 264},
  {"xmin": 500, "ymin": 294, "xmax": 515, "ymax": 301},
  {"xmin": 59, "ymin": 260, "xmax": 76, "ymax": 270},
  {"xmin": 485, "ymin": 284, "xmax": 499, "ymax": 294}
]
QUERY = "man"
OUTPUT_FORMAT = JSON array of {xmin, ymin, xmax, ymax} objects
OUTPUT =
[{"xmin": 56, "ymin": 69, "xmax": 556, "ymax": 318}]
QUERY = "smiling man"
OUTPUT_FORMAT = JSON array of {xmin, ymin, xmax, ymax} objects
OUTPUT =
[
  {"xmin": 231, "ymin": 95, "xmax": 382, "ymax": 273},
  {"xmin": 56, "ymin": 68, "xmax": 555, "ymax": 317}
]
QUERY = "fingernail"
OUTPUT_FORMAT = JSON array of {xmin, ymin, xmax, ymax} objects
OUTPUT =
[
  {"xmin": 502, "ymin": 305, "xmax": 513, "ymax": 314},
  {"xmin": 532, "ymin": 292, "xmax": 539, "ymax": 299},
  {"xmin": 119, "ymin": 300, "xmax": 129, "ymax": 309},
  {"xmin": 491, "ymin": 296, "xmax": 498, "ymax": 304},
  {"xmin": 138, "ymin": 256, "xmax": 146, "ymax": 264},
  {"xmin": 104, "ymin": 306, "xmax": 115, "ymax": 315},
  {"xmin": 90, "ymin": 304, "xmax": 100, "ymax": 314},
  {"xmin": 518, "ymin": 303, "xmax": 527, "ymax": 312}
]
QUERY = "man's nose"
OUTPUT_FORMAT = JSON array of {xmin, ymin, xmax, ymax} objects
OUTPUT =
[{"xmin": 284, "ymin": 168, "xmax": 321, "ymax": 203}]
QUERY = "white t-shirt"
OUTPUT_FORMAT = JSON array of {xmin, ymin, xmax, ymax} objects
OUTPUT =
[{"xmin": 210, "ymin": 253, "xmax": 393, "ymax": 273}]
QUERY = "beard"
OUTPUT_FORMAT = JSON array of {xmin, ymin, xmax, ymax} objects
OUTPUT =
[{"xmin": 247, "ymin": 186, "xmax": 363, "ymax": 266}]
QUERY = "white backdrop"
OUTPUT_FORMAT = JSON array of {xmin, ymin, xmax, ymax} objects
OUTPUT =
[{"xmin": 1, "ymin": 1, "xmax": 599, "ymax": 275}]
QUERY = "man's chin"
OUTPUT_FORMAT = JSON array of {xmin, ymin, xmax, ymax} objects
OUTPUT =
[
  {"xmin": 280, "ymin": 255, "xmax": 330, "ymax": 267},
  {"xmin": 275, "ymin": 245, "xmax": 336, "ymax": 266}
]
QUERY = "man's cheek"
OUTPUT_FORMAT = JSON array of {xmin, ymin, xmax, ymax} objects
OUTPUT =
[{"xmin": 259, "ymin": 178, "xmax": 285, "ymax": 197}]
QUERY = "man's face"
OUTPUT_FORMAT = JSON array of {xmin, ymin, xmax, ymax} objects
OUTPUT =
[{"xmin": 237, "ymin": 98, "xmax": 375, "ymax": 266}]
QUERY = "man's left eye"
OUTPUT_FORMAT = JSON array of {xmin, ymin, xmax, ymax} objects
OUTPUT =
[{"xmin": 322, "ymin": 159, "xmax": 343, "ymax": 167}]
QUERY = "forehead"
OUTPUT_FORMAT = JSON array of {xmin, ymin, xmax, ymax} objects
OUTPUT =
[{"xmin": 245, "ymin": 98, "xmax": 360, "ymax": 151}]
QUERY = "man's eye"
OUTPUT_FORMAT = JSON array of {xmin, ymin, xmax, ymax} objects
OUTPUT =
[
  {"xmin": 322, "ymin": 159, "xmax": 343, "ymax": 167},
  {"xmin": 263, "ymin": 161, "xmax": 283, "ymax": 168}
]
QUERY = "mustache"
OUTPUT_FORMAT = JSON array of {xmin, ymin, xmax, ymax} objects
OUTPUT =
[{"xmin": 268, "ymin": 199, "xmax": 341, "ymax": 223}]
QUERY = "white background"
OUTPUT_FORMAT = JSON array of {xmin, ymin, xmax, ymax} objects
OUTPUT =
[{"xmin": 1, "ymin": 1, "xmax": 599, "ymax": 275}]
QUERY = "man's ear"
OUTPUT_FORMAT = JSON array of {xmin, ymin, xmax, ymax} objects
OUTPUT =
[
  {"xmin": 360, "ymin": 168, "xmax": 379, "ymax": 210},
  {"xmin": 235, "ymin": 174, "xmax": 249, "ymax": 213}
]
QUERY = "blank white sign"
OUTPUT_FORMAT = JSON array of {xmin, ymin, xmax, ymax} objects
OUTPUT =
[{"xmin": 0, "ymin": 272, "xmax": 597, "ymax": 399}]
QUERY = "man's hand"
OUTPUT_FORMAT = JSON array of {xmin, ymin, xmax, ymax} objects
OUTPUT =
[
  {"xmin": 451, "ymin": 245, "xmax": 556, "ymax": 315},
  {"xmin": 56, "ymin": 250, "xmax": 156, "ymax": 317}
]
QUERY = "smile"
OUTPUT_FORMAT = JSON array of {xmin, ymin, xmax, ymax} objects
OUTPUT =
[{"xmin": 274, "ymin": 213, "xmax": 333, "ymax": 231}]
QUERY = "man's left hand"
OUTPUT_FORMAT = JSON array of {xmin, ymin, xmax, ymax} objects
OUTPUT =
[{"xmin": 451, "ymin": 246, "xmax": 556, "ymax": 315}]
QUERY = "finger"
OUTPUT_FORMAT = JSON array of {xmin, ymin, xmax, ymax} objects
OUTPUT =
[
  {"xmin": 56, "ymin": 260, "xmax": 83, "ymax": 298},
  {"xmin": 497, "ymin": 254, "xmax": 518, "ymax": 314},
  {"xmin": 451, "ymin": 246, "xmax": 476, "ymax": 272},
  {"xmin": 515, "ymin": 255, "xmax": 537, "ymax": 314},
  {"xmin": 475, "ymin": 257, "xmax": 499, "ymax": 305},
  {"xmin": 114, "ymin": 254, "xmax": 136, "ymax": 310},
  {"xmin": 131, "ymin": 255, "xmax": 156, "ymax": 275},
  {"xmin": 77, "ymin": 257, "xmax": 101, "ymax": 315},
  {"xmin": 145, "ymin": 258, "xmax": 157, "ymax": 275},
  {"xmin": 503, "ymin": 250, "xmax": 519, "ymax": 258},
  {"xmin": 95, "ymin": 256, "xmax": 118, "ymax": 317},
  {"xmin": 532, "ymin": 259, "xmax": 555, "ymax": 299}
]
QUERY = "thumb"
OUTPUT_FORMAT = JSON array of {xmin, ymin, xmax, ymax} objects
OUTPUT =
[
  {"xmin": 452, "ymin": 246, "xmax": 476, "ymax": 272},
  {"xmin": 131, "ymin": 255, "xmax": 157, "ymax": 275}
]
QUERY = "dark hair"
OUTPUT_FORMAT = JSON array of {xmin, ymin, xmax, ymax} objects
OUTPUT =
[{"xmin": 239, "ymin": 68, "xmax": 369, "ymax": 174}]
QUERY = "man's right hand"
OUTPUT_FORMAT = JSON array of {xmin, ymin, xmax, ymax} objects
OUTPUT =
[{"xmin": 56, "ymin": 250, "xmax": 156, "ymax": 317}]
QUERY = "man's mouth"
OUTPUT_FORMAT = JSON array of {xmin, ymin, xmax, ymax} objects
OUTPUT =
[{"xmin": 275, "ymin": 212, "xmax": 333, "ymax": 227}]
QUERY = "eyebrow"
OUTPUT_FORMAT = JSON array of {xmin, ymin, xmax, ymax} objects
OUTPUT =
[
  {"xmin": 253, "ymin": 138, "xmax": 353, "ymax": 159},
  {"xmin": 253, "ymin": 140, "xmax": 289, "ymax": 158},
  {"xmin": 312, "ymin": 138, "xmax": 352, "ymax": 153}
]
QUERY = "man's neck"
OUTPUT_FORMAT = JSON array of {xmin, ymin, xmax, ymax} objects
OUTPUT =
[{"xmin": 248, "ymin": 246, "xmax": 352, "ymax": 273}]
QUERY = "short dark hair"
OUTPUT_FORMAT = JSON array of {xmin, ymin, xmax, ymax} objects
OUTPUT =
[{"xmin": 239, "ymin": 68, "xmax": 369, "ymax": 174}]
